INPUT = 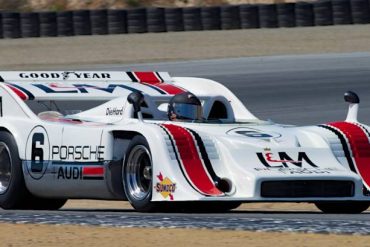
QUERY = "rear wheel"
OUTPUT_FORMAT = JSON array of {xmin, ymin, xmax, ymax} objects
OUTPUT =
[
  {"xmin": 123, "ymin": 135, "xmax": 157, "ymax": 212},
  {"xmin": 0, "ymin": 131, "xmax": 30, "ymax": 209},
  {"xmin": 315, "ymin": 202, "xmax": 370, "ymax": 214},
  {"xmin": 0, "ymin": 131, "xmax": 67, "ymax": 210}
]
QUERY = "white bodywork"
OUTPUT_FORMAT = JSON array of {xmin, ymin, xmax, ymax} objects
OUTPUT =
[{"xmin": 0, "ymin": 71, "xmax": 369, "ymax": 203}]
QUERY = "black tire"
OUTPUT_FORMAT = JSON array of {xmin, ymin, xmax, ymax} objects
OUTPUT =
[
  {"xmin": 0, "ymin": 131, "xmax": 67, "ymax": 210},
  {"xmin": 314, "ymin": 1, "xmax": 333, "ymax": 26},
  {"xmin": 332, "ymin": 0, "xmax": 352, "ymax": 25},
  {"xmin": 295, "ymin": 2, "xmax": 314, "ymax": 27},
  {"xmin": 90, "ymin": 9, "xmax": 108, "ymax": 35},
  {"xmin": 220, "ymin": 5, "xmax": 241, "ymax": 30},
  {"xmin": 20, "ymin": 12, "xmax": 40, "ymax": 38},
  {"xmin": 165, "ymin": 8, "xmax": 184, "ymax": 32},
  {"xmin": 201, "ymin": 6, "xmax": 221, "ymax": 30},
  {"xmin": 258, "ymin": 4, "xmax": 278, "ymax": 28},
  {"xmin": 315, "ymin": 202, "xmax": 370, "ymax": 214},
  {"xmin": 3, "ymin": 12, "xmax": 21, "ymax": 39},
  {"xmin": 123, "ymin": 135, "xmax": 156, "ymax": 212},
  {"xmin": 183, "ymin": 7, "xmax": 203, "ymax": 31},
  {"xmin": 277, "ymin": 3, "xmax": 296, "ymax": 27},
  {"xmin": 351, "ymin": 0, "xmax": 370, "ymax": 24},
  {"xmin": 0, "ymin": 131, "xmax": 31, "ymax": 209},
  {"xmin": 240, "ymin": 4, "xmax": 259, "ymax": 29},
  {"xmin": 108, "ymin": 9, "xmax": 127, "ymax": 34},
  {"xmin": 127, "ymin": 8, "xmax": 147, "ymax": 33},
  {"xmin": 147, "ymin": 8, "xmax": 166, "ymax": 33},
  {"xmin": 73, "ymin": 10, "xmax": 91, "ymax": 36},
  {"xmin": 57, "ymin": 11, "xmax": 74, "ymax": 36}
]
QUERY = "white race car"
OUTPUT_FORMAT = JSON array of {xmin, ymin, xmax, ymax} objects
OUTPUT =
[{"xmin": 0, "ymin": 71, "xmax": 369, "ymax": 213}]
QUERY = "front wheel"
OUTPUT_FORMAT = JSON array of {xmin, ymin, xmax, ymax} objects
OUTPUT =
[
  {"xmin": 123, "ymin": 135, "xmax": 157, "ymax": 212},
  {"xmin": 315, "ymin": 202, "xmax": 370, "ymax": 214}
]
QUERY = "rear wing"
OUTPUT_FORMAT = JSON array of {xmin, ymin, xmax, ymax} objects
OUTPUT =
[{"xmin": 0, "ymin": 71, "xmax": 182, "ymax": 101}]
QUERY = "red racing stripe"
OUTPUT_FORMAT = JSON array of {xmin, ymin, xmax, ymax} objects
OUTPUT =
[
  {"xmin": 134, "ymin": 72, "xmax": 162, "ymax": 83},
  {"xmin": 328, "ymin": 122, "xmax": 370, "ymax": 188},
  {"xmin": 6, "ymin": 84, "xmax": 28, "ymax": 100},
  {"xmin": 82, "ymin": 166, "xmax": 104, "ymax": 176},
  {"xmin": 161, "ymin": 124, "xmax": 223, "ymax": 196},
  {"xmin": 134, "ymin": 72, "xmax": 186, "ymax": 95},
  {"xmin": 154, "ymin": 83, "xmax": 185, "ymax": 95}
]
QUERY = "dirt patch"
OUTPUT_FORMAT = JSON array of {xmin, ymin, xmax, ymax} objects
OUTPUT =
[
  {"xmin": 1, "ymin": 25, "xmax": 370, "ymax": 70},
  {"xmin": 0, "ymin": 223, "xmax": 369, "ymax": 247}
]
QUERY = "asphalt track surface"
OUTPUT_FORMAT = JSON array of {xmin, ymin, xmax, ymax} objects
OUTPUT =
[
  {"xmin": 98, "ymin": 52, "xmax": 370, "ymax": 125},
  {"xmin": 2, "ymin": 52, "xmax": 370, "ymax": 233}
]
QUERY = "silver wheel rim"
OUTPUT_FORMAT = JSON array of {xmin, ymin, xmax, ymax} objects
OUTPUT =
[
  {"xmin": 125, "ymin": 145, "xmax": 152, "ymax": 201},
  {"xmin": 0, "ymin": 142, "xmax": 12, "ymax": 195}
]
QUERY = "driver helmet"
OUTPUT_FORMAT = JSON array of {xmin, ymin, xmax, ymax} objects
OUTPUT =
[{"xmin": 167, "ymin": 92, "xmax": 203, "ymax": 121}]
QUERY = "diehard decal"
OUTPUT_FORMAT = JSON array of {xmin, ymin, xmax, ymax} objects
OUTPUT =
[
  {"xmin": 155, "ymin": 172, "xmax": 176, "ymax": 200},
  {"xmin": 106, "ymin": 107, "xmax": 124, "ymax": 116}
]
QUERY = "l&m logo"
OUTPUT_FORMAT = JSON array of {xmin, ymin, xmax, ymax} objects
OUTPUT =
[{"xmin": 257, "ymin": 149, "xmax": 318, "ymax": 168}]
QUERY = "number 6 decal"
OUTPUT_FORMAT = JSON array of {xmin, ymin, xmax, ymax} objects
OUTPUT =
[
  {"xmin": 31, "ymin": 133, "xmax": 44, "ymax": 173},
  {"xmin": 26, "ymin": 126, "xmax": 50, "ymax": 180}
]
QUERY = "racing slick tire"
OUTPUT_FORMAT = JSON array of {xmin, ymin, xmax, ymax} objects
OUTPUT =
[
  {"xmin": 0, "ymin": 131, "xmax": 31, "ymax": 209},
  {"xmin": 315, "ymin": 202, "xmax": 370, "ymax": 214},
  {"xmin": 123, "ymin": 135, "xmax": 157, "ymax": 212},
  {"xmin": 0, "ymin": 131, "xmax": 67, "ymax": 210}
]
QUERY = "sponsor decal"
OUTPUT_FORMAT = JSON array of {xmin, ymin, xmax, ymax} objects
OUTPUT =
[
  {"xmin": 227, "ymin": 128, "xmax": 281, "ymax": 139},
  {"xmin": 254, "ymin": 167, "xmax": 340, "ymax": 174},
  {"xmin": 155, "ymin": 172, "xmax": 176, "ymax": 200},
  {"xmin": 257, "ymin": 149, "xmax": 318, "ymax": 168},
  {"xmin": 25, "ymin": 127, "xmax": 50, "ymax": 180},
  {"xmin": 51, "ymin": 145, "xmax": 104, "ymax": 161},
  {"xmin": 106, "ymin": 107, "xmax": 123, "ymax": 116},
  {"xmin": 19, "ymin": 72, "xmax": 111, "ymax": 80},
  {"xmin": 56, "ymin": 165, "xmax": 104, "ymax": 180},
  {"xmin": 33, "ymin": 83, "xmax": 141, "ymax": 94}
]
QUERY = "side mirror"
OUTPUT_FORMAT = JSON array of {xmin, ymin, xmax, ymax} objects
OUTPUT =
[
  {"xmin": 127, "ymin": 92, "xmax": 144, "ymax": 121},
  {"xmin": 344, "ymin": 91, "xmax": 360, "ymax": 104},
  {"xmin": 344, "ymin": 91, "xmax": 360, "ymax": 122}
]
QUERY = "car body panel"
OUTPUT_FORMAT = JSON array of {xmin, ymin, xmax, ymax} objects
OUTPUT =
[{"xmin": 0, "ymin": 71, "xmax": 368, "ymax": 203}]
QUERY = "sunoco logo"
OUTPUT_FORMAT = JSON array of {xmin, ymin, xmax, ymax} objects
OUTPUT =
[{"xmin": 155, "ymin": 172, "xmax": 176, "ymax": 200}]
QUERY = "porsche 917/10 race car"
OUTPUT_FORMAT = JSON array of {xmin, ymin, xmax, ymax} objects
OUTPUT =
[{"xmin": 0, "ymin": 71, "xmax": 369, "ymax": 213}]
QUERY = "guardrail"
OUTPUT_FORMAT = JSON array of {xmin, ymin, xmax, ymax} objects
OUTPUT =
[{"xmin": 0, "ymin": 0, "xmax": 369, "ymax": 39}]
